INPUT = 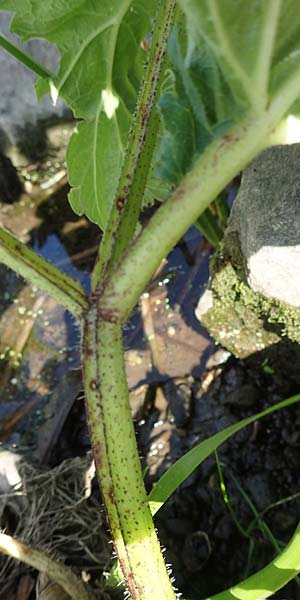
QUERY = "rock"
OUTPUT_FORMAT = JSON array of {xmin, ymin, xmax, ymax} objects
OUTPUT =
[
  {"xmin": 0, "ymin": 151, "xmax": 23, "ymax": 202},
  {"xmin": 227, "ymin": 144, "xmax": 300, "ymax": 307},
  {"xmin": 195, "ymin": 145, "xmax": 300, "ymax": 357},
  {"xmin": 205, "ymin": 348, "xmax": 231, "ymax": 369},
  {"xmin": 0, "ymin": 12, "xmax": 69, "ymax": 151}
]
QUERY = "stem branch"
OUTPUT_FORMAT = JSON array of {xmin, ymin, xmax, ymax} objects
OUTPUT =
[
  {"xmin": 0, "ymin": 228, "xmax": 88, "ymax": 317},
  {"xmin": 0, "ymin": 533, "xmax": 95, "ymax": 600},
  {"xmin": 97, "ymin": 59, "xmax": 300, "ymax": 327},
  {"xmin": 98, "ymin": 113, "xmax": 272, "ymax": 324},
  {"xmin": 0, "ymin": 34, "xmax": 56, "ymax": 81},
  {"xmin": 91, "ymin": 0, "xmax": 177, "ymax": 287}
]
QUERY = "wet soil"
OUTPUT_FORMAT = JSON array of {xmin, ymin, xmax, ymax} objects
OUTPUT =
[
  {"xmin": 148, "ymin": 342, "xmax": 300, "ymax": 600},
  {"xmin": 0, "ymin": 133, "xmax": 299, "ymax": 599},
  {"xmin": 57, "ymin": 341, "xmax": 300, "ymax": 600}
]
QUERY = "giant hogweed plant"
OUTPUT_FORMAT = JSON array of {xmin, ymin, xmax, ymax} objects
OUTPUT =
[{"xmin": 0, "ymin": 2, "xmax": 300, "ymax": 599}]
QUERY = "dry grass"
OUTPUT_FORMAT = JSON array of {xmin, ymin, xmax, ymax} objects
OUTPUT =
[{"xmin": 0, "ymin": 452, "xmax": 118, "ymax": 599}]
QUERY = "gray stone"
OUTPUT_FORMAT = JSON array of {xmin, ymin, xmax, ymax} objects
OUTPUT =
[
  {"xmin": 227, "ymin": 144, "xmax": 300, "ymax": 307},
  {"xmin": 195, "ymin": 144, "xmax": 300, "ymax": 358},
  {"xmin": 0, "ymin": 11, "xmax": 68, "ymax": 150}
]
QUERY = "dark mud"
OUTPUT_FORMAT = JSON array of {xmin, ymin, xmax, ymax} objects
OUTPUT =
[
  {"xmin": 145, "ymin": 342, "xmax": 300, "ymax": 600},
  {"xmin": 58, "ymin": 339, "xmax": 300, "ymax": 600}
]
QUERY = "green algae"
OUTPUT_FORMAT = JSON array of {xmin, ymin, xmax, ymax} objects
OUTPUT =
[{"xmin": 201, "ymin": 234, "xmax": 300, "ymax": 358}]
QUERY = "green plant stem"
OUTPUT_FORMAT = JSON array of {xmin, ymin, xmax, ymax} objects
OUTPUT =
[
  {"xmin": 0, "ymin": 532, "xmax": 94, "ymax": 600},
  {"xmin": 82, "ymin": 310, "xmax": 175, "ymax": 600},
  {"xmin": 97, "ymin": 56, "xmax": 300, "ymax": 325},
  {"xmin": 0, "ymin": 228, "xmax": 88, "ymax": 317},
  {"xmin": 253, "ymin": 0, "xmax": 282, "ymax": 106},
  {"xmin": 96, "ymin": 113, "xmax": 274, "ymax": 323},
  {"xmin": 92, "ymin": 0, "xmax": 177, "ymax": 288},
  {"xmin": 205, "ymin": 522, "xmax": 300, "ymax": 600},
  {"xmin": 0, "ymin": 34, "xmax": 56, "ymax": 81},
  {"xmin": 216, "ymin": 459, "xmax": 300, "ymax": 588},
  {"xmin": 250, "ymin": 491, "xmax": 300, "ymax": 531},
  {"xmin": 91, "ymin": 93, "xmax": 300, "ymax": 599}
]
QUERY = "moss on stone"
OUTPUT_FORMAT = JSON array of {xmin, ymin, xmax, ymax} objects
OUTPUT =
[{"xmin": 201, "ymin": 235, "xmax": 300, "ymax": 358}]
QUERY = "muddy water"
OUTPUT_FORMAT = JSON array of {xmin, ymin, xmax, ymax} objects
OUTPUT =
[
  {"xmin": 0, "ymin": 175, "xmax": 213, "ymax": 463},
  {"xmin": 0, "ymin": 186, "xmax": 98, "ymax": 460}
]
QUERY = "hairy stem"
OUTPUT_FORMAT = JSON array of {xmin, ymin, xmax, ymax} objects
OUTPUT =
[
  {"xmin": 97, "ymin": 61, "xmax": 300, "ymax": 326},
  {"xmin": 0, "ymin": 228, "xmax": 88, "ymax": 317},
  {"xmin": 83, "ymin": 310, "xmax": 175, "ymax": 599},
  {"xmin": 91, "ymin": 0, "xmax": 177, "ymax": 288},
  {"xmin": 0, "ymin": 533, "xmax": 95, "ymax": 600},
  {"xmin": 97, "ymin": 113, "xmax": 272, "ymax": 324}
]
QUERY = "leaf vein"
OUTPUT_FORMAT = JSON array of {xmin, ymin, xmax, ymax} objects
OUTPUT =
[{"xmin": 57, "ymin": 18, "xmax": 115, "ymax": 95}]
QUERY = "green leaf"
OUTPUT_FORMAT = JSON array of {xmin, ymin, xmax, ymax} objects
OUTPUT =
[
  {"xmin": 155, "ymin": 26, "xmax": 235, "ymax": 185},
  {"xmin": 179, "ymin": 0, "xmax": 300, "ymax": 110},
  {"xmin": 195, "ymin": 208, "xmax": 223, "ymax": 247},
  {"xmin": 156, "ymin": 91, "xmax": 198, "ymax": 184},
  {"xmin": 156, "ymin": 1, "xmax": 300, "ymax": 187},
  {"xmin": 66, "ymin": 102, "xmax": 129, "ymax": 227},
  {"xmin": 148, "ymin": 394, "xmax": 300, "ymax": 516},
  {"xmin": 0, "ymin": 0, "xmax": 156, "ymax": 228}
]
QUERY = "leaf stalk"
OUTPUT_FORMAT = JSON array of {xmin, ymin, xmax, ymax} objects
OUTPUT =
[
  {"xmin": 0, "ymin": 228, "xmax": 88, "ymax": 317},
  {"xmin": 0, "ymin": 33, "xmax": 56, "ymax": 81},
  {"xmin": 96, "ymin": 113, "xmax": 273, "ymax": 324},
  {"xmin": 92, "ymin": 0, "xmax": 177, "ymax": 287}
]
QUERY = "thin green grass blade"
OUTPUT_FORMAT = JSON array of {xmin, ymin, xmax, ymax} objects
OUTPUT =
[
  {"xmin": 148, "ymin": 394, "xmax": 300, "ymax": 515},
  {"xmin": 227, "ymin": 470, "xmax": 300, "ymax": 588},
  {"xmin": 205, "ymin": 521, "xmax": 300, "ymax": 600},
  {"xmin": 215, "ymin": 451, "xmax": 249, "ymax": 538},
  {"xmin": 216, "ymin": 456, "xmax": 300, "ymax": 588},
  {"xmin": 228, "ymin": 469, "xmax": 282, "ymax": 551},
  {"xmin": 253, "ymin": 490, "xmax": 300, "ymax": 524}
]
